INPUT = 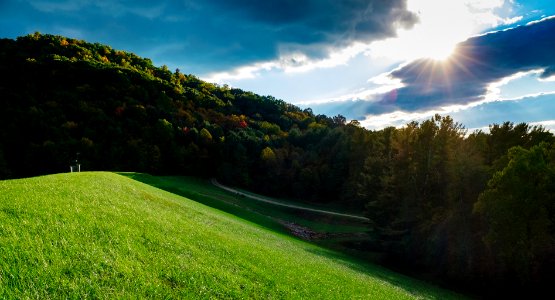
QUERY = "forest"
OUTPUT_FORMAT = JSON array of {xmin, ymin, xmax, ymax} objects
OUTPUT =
[{"xmin": 1, "ymin": 33, "xmax": 554, "ymax": 295}]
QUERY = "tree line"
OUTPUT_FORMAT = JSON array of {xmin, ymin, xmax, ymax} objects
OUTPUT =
[{"xmin": 0, "ymin": 33, "xmax": 553, "ymax": 296}]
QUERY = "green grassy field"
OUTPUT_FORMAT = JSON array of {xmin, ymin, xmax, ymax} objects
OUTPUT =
[{"xmin": 0, "ymin": 172, "xmax": 464, "ymax": 298}]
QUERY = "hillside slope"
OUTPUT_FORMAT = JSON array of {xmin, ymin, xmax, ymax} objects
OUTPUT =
[{"xmin": 0, "ymin": 172, "xmax": 462, "ymax": 299}]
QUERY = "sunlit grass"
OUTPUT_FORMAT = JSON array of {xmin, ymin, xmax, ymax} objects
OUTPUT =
[{"xmin": 0, "ymin": 172, "xmax": 464, "ymax": 298}]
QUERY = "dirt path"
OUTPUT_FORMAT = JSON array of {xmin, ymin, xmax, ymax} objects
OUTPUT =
[{"xmin": 211, "ymin": 179, "xmax": 369, "ymax": 221}]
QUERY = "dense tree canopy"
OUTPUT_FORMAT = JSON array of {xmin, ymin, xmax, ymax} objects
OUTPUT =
[
  {"xmin": 1, "ymin": 33, "xmax": 554, "ymax": 296},
  {"xmin": 475, "ymin": 143, "xmax": 555, "ymax": 289}
]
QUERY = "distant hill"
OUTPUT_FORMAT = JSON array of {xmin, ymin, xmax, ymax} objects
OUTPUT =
[{"xmin": 0, "ymin": 172, "xmax": 462, "ymax": 299}]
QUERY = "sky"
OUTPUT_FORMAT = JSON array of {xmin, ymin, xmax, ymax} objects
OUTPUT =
[{"xmin": 1, "ymin": 0, "xmax": 555, "ymax": 131}]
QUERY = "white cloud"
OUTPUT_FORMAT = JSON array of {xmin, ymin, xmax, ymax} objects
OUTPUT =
[
  {"xmin": 530, "ymin": 120, "xmax": 555, "ymax": 132},
  {"xmin": 539, "ymin": 76, "xmax": 555, "ymax": 82},
  {"xmin": 296, "ymin": 69, "xmax": 405, "ymax": 105},
  {"xmin": 483, "ymin": 69, "xmax": 545, "ymax": 102},
  {"xmin": 202, "ymin": 61, "xmax": 279, "ymax": 83},
  {"xmin": 359, "ymin": 110, "xmax": 435, "ymax": 130},
  {"xmin": 359, "ymin": 90, "xmax": 555, "ymax": 130},
  {"xmin": 526, "ymin": 15, "xmax": 555, "ymax": 26},
  {"xmin": 357, "ymin": 99, "xmax": 485, "ymax": 130},
  {"xmin": 503, "ymin": 15, "xmax": 523, "ymax": 24},
  {"xmin": 203, "ymin": 42, "xmax": 374, "ymax": 83},
  {"xmin": 468, "ymin": 120, "xmax": 555, "ymax": 133},
  {"xmin": 281, "ymin": 43, "xmax": 372, "ymax": 73}
]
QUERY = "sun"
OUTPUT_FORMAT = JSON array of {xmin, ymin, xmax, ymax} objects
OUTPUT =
[
  {"xmin": 425, "ymin": 43, "xmax": 456, "ymax": 61},
  {"xmin": 370, "ymin": 16, "xmax": 462, "ymax": 62},
  {"xmin": 370, "ymin": 0, "xmax": 489, "ymax": 62}
]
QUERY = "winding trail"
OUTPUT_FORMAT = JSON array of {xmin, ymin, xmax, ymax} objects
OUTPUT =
[{"xmin": 211, "ymin": 179, "xmax": 369, "ymax": 221}]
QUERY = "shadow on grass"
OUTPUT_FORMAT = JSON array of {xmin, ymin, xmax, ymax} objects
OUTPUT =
[
  {"xmin": 119, "ymin": 172, "xmax": 288, "ymax": 235},
  {"xmin": 304, "ymin": 246, "xmax": 465, "ymax": 299},
  {"xmin": 120, "ymin": 172, "xmax": 467, "ymax": 299}
]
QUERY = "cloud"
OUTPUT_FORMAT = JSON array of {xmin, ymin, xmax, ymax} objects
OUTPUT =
[
  {"xmin": 394, "ymin": 16, "xmax": 555, "ymax": 105},
  {"xmin": 503, "ymin": 15, "xmax": 523, "ymax": 25},
  {"xmin": 206, "ymin": 0, "xmax": 417, "ymax": 46},
  {"xmin": 346, "ymin": 16, "xmax": 555, "ymax": 116},
  {"xmin": 355, "ymin": 92, "xmax": 555, "ymax": 131},
  {"xmin": 204, "ymin": 42, "xmax": 375, "ymax": 83},
  {"xmin": 530, "ymin": 120, "xmax": 555, "ymax": 132},
  {"xmin": 16, "ymin": 0, "xmax": 418, "ymax": 75},
  {"xmin": 198, "ymin": 0, "xmax": 418, "ymax": 76},
  {"xmin": 206, "ymin": 0, "xmax": 517, "ymax": 84}
]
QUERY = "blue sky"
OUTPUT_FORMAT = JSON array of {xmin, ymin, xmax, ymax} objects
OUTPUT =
[{"xmin": 1, "ymin": 0, "xmax": 555, "ymax": 131}]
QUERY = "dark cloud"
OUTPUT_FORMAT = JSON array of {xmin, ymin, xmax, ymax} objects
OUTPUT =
[
  {"xmin": 206, "ymin": 0, "xmax": 312, "ymax": 24},
  {"xmin": 365, "ymin": 16, "xmax": 555, "ymax": 114},
  {"xmin": 183, "ymin": 0, "xmax": 418, "ymax": 71},
  {"xmin": 206, "ymin": 0, "xmax": 417, "ymax": 43},
  {"xmin": 0, "ymin": 0, "xmax": 417, "ymax": 74}
]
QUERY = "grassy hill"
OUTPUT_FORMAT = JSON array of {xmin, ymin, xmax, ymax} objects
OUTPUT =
[
  {"xmin": 0, "ymin": 172, "xmax": 463, "ymax": 298},
  {"xmin": 121, "ymin": 173, "xmax": 375, "ymax": 258}
]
